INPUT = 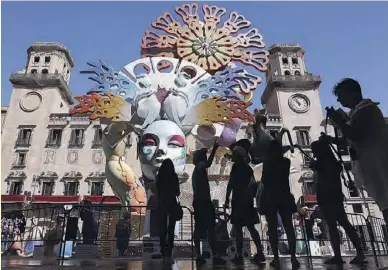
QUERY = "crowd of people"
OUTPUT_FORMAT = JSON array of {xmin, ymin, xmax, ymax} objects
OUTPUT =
[{"xmin": 154, "ymin": 78, "xmax": 388, "ymax": 267}]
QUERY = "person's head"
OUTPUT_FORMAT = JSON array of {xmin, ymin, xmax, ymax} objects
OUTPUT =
[
  {"xmin": 56, "ymin": 215, "xmax": 65, "ymax": 225},
  {"xmin": 193, "ymin": 148, "xmax": 208, "ymax": 165},
  {"xmin": 232, "ymin": 146, "xmax": 247, "ymax": 163},
  {"xmin": 333, "ymin": 78, "xmax": 363, "ymax": 109},
  {"xmin": 267, "ymin": 140, "xmax": 284, "ymax": 160},
  {"xmin": 158, "ymin": 158, "xmax": 176, "ymax": 177}
]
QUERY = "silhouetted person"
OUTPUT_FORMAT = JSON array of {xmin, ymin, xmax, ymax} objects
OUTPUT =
[
  {"xmin": 328, "ymin": 78, "xmax": 388, "ymax": 224},
  {"xmin": 225, "ymin": 146, "xmax": 265, "ymax": 266},
  {"xmin": 115, "ymin": 212, "xmax": 131, "ymax": 256},
  {"xmin": 310, "ymin": 137, "xmax": 366, "ymax": 265},
  {"xmin": 260, "ymin": 140, "xmax": 300, "ymax": 268},
  {"xmin": 155, "ymin": 159, "xmax": 180, "ymax": 266},
  {"xmin": 192, "ymin": 141, "xmax": 226, "ymax": 265},
  {"xmin": 80, "ymin": 201, "xmax": 98, "ymax": 244}
]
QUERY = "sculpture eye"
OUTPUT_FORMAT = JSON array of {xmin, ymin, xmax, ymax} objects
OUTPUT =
[
  {"xmin": 143, "ymin": 138, "xmax": 156, "ymax": 147},
  {"xmin": 168, "ymin": 135, "xmax": 185, "ymax": 147},
  {"xmin": 142, "ymin": 134, "xmax": 157, "ymax": 147}
]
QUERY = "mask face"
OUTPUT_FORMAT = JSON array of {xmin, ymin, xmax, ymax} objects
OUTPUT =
[{"xmin": 139, "ymin": 120, "xmax": 186, "ymax": 181}]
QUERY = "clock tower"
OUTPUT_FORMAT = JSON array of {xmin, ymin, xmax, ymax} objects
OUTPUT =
[{"xmin": 261, "ymin": 44, "xmax": 323, "ymax": 205}]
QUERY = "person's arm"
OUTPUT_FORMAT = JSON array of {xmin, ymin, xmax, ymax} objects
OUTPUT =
[
  {"xmin": 204, "ymin": 141, "xmax": 220, "ymax": 168},
  {"xmin": 284, "ymin": 158, "xmax": 291, "ymax": 183},
  {"xmin": 175, "ymin": 174, "xmax": 180, "ymax": 197},
  {"xmin": 330, "ymin": 106, "xmax": 378, "ymax": 142},
  {"xmin": 225, "ymin": 180, "xmax": 232, "ymax": 205},
  {"xmin": 225, "ymin": 166, "xmax": 234, "ymax": 204}
]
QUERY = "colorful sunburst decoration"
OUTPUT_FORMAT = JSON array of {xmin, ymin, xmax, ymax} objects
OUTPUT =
[{"xmin": 141, "ymin": 3, "xmax": 269, "ymax": 74}]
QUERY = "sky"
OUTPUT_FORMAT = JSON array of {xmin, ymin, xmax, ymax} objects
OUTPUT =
[{"xmin": 2, "ymin": 1, "xmax": 388, "ymax": 115}]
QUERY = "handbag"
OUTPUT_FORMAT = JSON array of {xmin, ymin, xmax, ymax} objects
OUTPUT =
[{"xmin": 171, "ymin": 197, "xmax": 183, "ymax": 221}]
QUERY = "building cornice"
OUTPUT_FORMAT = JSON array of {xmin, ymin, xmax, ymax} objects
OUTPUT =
[
  {"xmin": 9, "ymin": 73, "xmax": 74, "ymax": 105},
  {"xmin": 261, "ymin": 74, "xmax": 322, "ymax": 104},
  {"xmin": 27, "ymin": 42, "xmax": 75, "ymax": 67},
  {"xmin": 268, "ymin": 44, "xmax": 305, "ymax": 55}
]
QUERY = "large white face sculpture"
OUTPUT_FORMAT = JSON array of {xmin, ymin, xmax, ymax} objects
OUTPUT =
[{"xmin": 139, "ymin": 120, "xmax": 186, "ymax": 181}]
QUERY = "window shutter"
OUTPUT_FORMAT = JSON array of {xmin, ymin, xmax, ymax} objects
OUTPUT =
[
  {"xmin": 304, "ymin": 130, "xmax": 311, "ymax": 145},
  {"xmin": 80, "ymin": 129, "xmax": 85, "ymax": 145},
  {"xmin": 47, "ymin": 129, "xmax": 53, "ymax": 145},
  {"xmin": 17, "ymin": 129, "xmax": 22, "ymax": 140},
  {"xmin": 70, "ymin": 130, "xmax": 75, "ymax": 145},
  {"xmin": 296, "ymin": 130, "xmax": 302, "ymax": 145},
  {"xmin": 26, "ymin": 129, "xmax": 32, "ymax": 143},
  {"xmin": 58, "ymin": 130, "xmax": 62, "ymax": 145}
]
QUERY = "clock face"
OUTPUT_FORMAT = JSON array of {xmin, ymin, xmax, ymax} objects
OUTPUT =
[{"xmin": 288, "ymin": 94, "xmax": 310, "ymax": 113}]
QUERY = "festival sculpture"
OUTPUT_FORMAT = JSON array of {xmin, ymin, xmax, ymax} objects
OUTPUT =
[{"xmin": 69, "ymin": 3, "xmax": 275, "ymax": 233}]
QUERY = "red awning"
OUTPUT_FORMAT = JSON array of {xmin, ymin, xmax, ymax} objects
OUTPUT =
[
  {"xmin": 83, "ymin": 196, "xmax": 121, "ymax": 204},
  {"xmin": 303, "ymin": 194, "xmax": 317, "ymax": 203},
  {"xmin": 1, "ymin": 195, "xmax": 27, "ymax": 203},
  {"xmin": 32, "ymin": 195, "xmax": 81, "ymax": 203}
]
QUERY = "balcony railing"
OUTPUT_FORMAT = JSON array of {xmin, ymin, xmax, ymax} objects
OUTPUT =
[
  {"xmin": 92, "ymin": 139, "xmax": 103, "ymax": 148},
  {"xmin": 15, "ymin": 138, "xmax": 31, "ymax": 147},
  {"xmin": 12, "ymin": 160, "xmax": 26, "ymax": 168},
  {"xmin": 269, "ymin": 74, "xmax": 322, "ymax": 89},
  {"xmin": 49, "ymin": 113, "xmax": 69, "ymax": 126},
  {"xmin": 267, "ymin": 114, "xmax": 282, "ymax": 124},
  {"xmin": 46, "ymin": 139, "xmax": 62, "ymax": 148},
  {"xmin": 68, "ymin": 139, "xmax": 84, "ymax": 148}
]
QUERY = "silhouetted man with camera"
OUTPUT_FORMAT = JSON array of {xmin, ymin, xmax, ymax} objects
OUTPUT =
[{"xmin": 327, "ymin": 78, "xmax": 388, "ymax": 224}]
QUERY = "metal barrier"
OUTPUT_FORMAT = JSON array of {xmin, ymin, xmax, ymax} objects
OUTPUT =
[{"xmin": 1, "ymin": 204, "xmax": 387, "ymax": 260}]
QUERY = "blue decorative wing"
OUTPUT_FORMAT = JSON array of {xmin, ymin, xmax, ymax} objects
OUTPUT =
[
  {"xmin": 80, "ymin": 60, "xmax": 139, "ymax": 105},
  {"xmin": 189, "ymin": 66, "xmax": 247, "ymax": 106}
]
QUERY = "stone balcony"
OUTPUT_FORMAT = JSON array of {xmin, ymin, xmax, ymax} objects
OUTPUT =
[
  {"xmin": 262, "ymin": 74, "xmax": 322, "ymax": 103},
  {"xmin": 266, "ymin": 114, "xmax": 282, "ymax": 126},
  {"xmin": 9, "ymin": 73, "xmax": 74, "ymax": 104},
  {"xmin": 49, "ymin": 113, "xmax": 69, "ymax": 126},
  {"xmin": 269, "ymin": 74, "xmax": 322, "ymax": 89}
]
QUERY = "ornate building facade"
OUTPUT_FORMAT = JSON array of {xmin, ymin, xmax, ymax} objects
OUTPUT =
[{"xmin": 1, "ymin": 42, "xmax": 385, "ymax": 220}]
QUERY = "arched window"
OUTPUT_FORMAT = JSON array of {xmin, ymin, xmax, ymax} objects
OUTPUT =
[
  {"xmin": 282, "ymin": 57, "xmax": 288, "ymax": 64},
  {"xmin": 284, "ymin": 70, "xmax": 291, "ymax": 75},
  {"xmin": 42, "ymin": 69, "xmax": 48, "ymax": 74},
  {"xmin": 31, "ymin": 69, "xmax": 37, "ymax": 74},
  {"xmin": 294, "ymin": 70, "xmax": 301, "ymax": 75},
  {"xmin": 292, "ymin": 58, "xmax": 298, "ymax": 65}
]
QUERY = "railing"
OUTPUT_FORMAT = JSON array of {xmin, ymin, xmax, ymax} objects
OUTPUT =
[
  {"xmin": 271, "ymin": 74, "xmax": 321, "ymax": 83},
  {"xmin": 1, "ymin": 204, "xmax": 387, "ymax": 261},
  {"xmin": 15, "ymin": 139, "xmax": 31, "ymax": 147},
  {"xmin": 46, "ymin": 139, "xmax": 62, "ymax": 148},
  {"xmin": 92, "ymin": 139, "xmax": 102, "ymax": 148},
  {"xmin": 68, "ymin": 140, "xmax": 84, "ymax": 148},
  {"xmin": 12, "ymin": 161, "xmax": 26, "ymax": 169}
]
